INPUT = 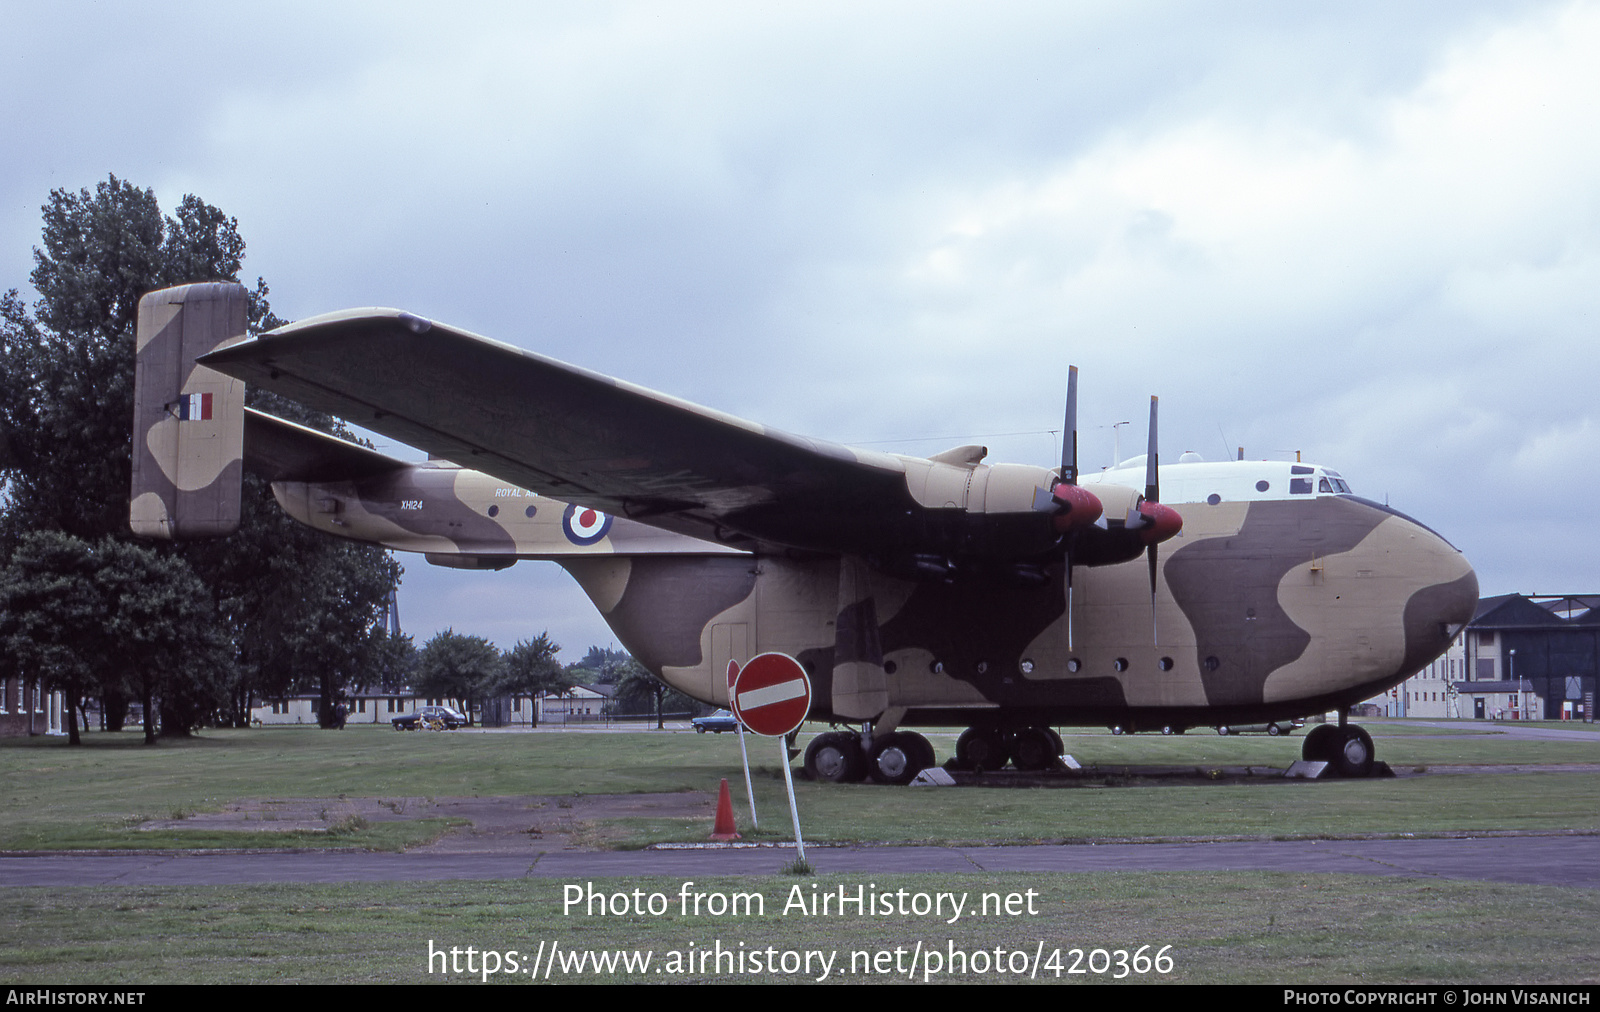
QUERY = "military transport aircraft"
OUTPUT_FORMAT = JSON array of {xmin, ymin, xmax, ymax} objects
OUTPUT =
[{"xmin": 131, "ymin": 283, "xmax": 1478, "ymax": 784}]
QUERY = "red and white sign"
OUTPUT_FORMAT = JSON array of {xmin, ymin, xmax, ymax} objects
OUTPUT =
[{"xmin": 730, "ymin": 652, "xmax": 811, "ymax": 738}]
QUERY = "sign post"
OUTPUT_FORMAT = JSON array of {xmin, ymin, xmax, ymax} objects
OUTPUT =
[
  {"xmin": 730, "ymin": 652, "xmax": 812, "ymax": 864},
  {"xmin": 727, "ymin": 660, "xmax": 757, "ymax": 830}
]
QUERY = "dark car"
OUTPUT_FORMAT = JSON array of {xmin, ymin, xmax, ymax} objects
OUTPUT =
[
  {"xmin": 391, "ymin": 704, "xmax": 469, "ymax": 730},
  {"xmin": 1215, "ymin": 719, "xmax": 1303, "ymax": 736},
  {"xmin": 692, "ymin": 709, "xmax": 743, "ymax": 734}
]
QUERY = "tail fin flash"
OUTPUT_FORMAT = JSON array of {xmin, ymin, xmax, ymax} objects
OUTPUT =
[{"xmin": 130, "ymin": 282, "xmax": 248, "ymax": 539}]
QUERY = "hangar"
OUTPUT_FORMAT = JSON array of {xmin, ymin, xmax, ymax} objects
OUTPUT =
[{"xmin": 1373, "ymin": 594, "xmax": 1597, "ymax": 721}]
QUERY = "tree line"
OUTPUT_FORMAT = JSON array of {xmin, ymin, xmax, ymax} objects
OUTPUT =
[
  {"xmin": 0, "ymin": 175, "xmax": 699, "ymax": 742},
  {"xmin": 406, "ymin": 636, "xmax": 702, "ymax": 728},
  {"xmin": 0, "ymin": 175, "xmax": 401, "ymax": 742}
]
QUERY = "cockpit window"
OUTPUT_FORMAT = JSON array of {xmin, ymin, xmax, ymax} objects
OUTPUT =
[
  {"xmin": 1319, "ymin": 478, "xmax": 1332, "ymax": 493},
  {"xmin": 1290, "ymin": 478, "xmax": 1313, "ymax": 495}
]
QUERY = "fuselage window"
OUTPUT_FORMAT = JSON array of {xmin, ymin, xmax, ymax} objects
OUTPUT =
[{"xmin": 1255, "ymin": 480, "xmax": 1270, "ymax": 492}]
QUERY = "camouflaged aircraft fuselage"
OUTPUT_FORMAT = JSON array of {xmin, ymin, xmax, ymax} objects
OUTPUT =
[{"xmin": 132, "ymin": 283, "xmax": 1477, "ymax": 745}]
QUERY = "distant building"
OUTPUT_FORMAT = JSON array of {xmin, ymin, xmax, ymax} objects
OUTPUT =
[
  {"xmin": 527, "ymin": 684, "xmax": 613, "ymax": 724},
  {"xmin": 253, "ymin": 692, "xmax": 419, "ymax": 726},
  {"xmin": 250, "ymin": 684, "xmax": 618, "ymax": 727},
  {"xmin": 1368, "ymin": 593, "xmax": 1596, "ymax": 721},
  {"xmin": 0, "ymin": 676, "xmax": 65, "ymax": 737}
]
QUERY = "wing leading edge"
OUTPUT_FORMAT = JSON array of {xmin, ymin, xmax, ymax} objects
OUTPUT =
[{"xmin": 201, "ymin": 310, "xmax": 917, "ymax": 554}]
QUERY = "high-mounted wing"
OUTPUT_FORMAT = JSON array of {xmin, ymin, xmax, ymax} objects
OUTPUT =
[{"xmin": 202, "ymin": 310, "xmax": 918, "ymax": 555}]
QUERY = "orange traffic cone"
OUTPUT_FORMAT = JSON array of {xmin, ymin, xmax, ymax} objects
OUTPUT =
[{"xmin": 710, "ymin": 778, "xmax": 741, "ymax": 840}]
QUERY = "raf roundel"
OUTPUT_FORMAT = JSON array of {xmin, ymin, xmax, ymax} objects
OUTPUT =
[{"xmin": 561, "ymin": 503, "xmax": 613, "ymax": 546}]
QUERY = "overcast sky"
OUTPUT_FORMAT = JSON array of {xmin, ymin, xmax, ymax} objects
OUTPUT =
[{"xmin": 4, "ymin": 2, "xmax": 1596, "ymax": 658}]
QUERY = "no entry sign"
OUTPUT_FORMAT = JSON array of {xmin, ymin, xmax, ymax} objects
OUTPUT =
[{"xmin": 730, "ymin": 652, "xmax": 811, "ymax": 738}]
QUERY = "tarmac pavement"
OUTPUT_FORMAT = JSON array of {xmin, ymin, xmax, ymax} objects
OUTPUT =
[{"xmin": 3, "ymin": 834, "xmax": 1597, "ymax": 888}]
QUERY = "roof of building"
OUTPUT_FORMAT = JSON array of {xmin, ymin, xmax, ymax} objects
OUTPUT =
[
  {"xmin": 1451, "ymin": 680, "xmax": 1536, "ymax": 693},
  {"xmin": 1473, "ymin": 595, "xmax": 1565, "ymax": 628}
]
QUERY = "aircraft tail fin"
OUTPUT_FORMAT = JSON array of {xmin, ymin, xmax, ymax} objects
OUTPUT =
[{"xmin": 129, "ymin": 282, "xmax": 249, "ymax": 539}]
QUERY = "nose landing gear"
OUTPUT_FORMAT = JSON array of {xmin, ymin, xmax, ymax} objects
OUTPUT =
[{"xmin": 1301, "ymin": 722, "xmax": 1377, "ymax": 777}]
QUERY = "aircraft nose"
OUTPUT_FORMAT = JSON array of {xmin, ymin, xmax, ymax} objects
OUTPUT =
[{"xmin": 1391, "ymin": 515, "xmax": 1478, "ymax": 678}]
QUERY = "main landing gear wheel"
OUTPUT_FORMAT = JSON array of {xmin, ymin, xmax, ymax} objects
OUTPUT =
[
  {"xmin": 804, "ymin": 731, "xmax": 865, "ymax": 783},
  {"xmin": 956, "ymin": 725, "xmax": 1008, "ymax": 771},
  {"xmin": 1010, "ymin": 726, "xmax": 1059, "ymax": 771},
  {"xmin": 868, "ymin": 732, "xmax": 936, "ymax": 785}
]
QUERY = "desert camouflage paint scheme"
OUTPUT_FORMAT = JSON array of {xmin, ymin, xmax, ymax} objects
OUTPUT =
[
  {"xmin": 129, "ymin": 283, "xmax": 248, "ymax": 539},
  {"xmin": 132, "ymin": 284, "xmax": 1477, "ymax": 777}
]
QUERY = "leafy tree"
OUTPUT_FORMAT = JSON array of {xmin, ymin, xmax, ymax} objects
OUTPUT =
[
  {"xmin": 0, "ymin": 177, "xmax": 271, "ymax": 542},
  {"xmin": 0, "ymin": 533, "xmax": 105, "ymax": 744},
  {"xmin": 415, "ymin": 630, "xmax": 504, "ymax": 722},
  {"xmin": 496, "ymin": 633, "xmax": 566, "ymax": 694},
  {"xmin": 0, "ymin": 532, "xmax": 231, "ymax": 744},
  {"xmin": 276, "ymin": 542, "xmax": 403, "ymax": 728},
  {"xmin": 567, "ymin": 645, "xmax": 632, "ymax": 685},
  {"xmin": 487, "ymin": 634, "xmax": 569, "ymax": 726},
  {"xmin": 188, "ymin": 513, "xmax": 400, "ymax": 728},
  {"xmin": 0, "ymin": 175, "xmax": 402, "ymax": 736},
  {"xmin": 367, "ymin": 627, "xmax": 418, "ymax": 696},
  {"xmin": 94, "ymin": 538, "xmax": 234, "ymax": 741},
  {"xmin": 612, "ymin": 660, "xmax": 701, "ymax": 728}
]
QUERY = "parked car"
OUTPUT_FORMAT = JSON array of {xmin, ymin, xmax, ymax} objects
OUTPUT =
[
  {"xmin": 692, "ymin": 709, "xmax": 743, "ymax": 734},
  {"xmin": 1215, "ymin": 719, "xmax": 1303, "ymax": 736},
  {"xmin": 391, "ymin": 704, "xmax": 469, "ymax": 730}
]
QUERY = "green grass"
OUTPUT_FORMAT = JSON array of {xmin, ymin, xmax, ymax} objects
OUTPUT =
[
  {"xmin": 1, "ymin": 874, "xmax": 1594, "ymax": 984},
  {"xmin": 2, "ymin": 721, "xmax": 1598, "ymax": 850},
  {"xmin": 3, "ymin": 722, "xmax": 1597, "ymax": 985}
]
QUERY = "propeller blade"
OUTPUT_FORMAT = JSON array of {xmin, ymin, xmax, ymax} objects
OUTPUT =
[
  {"xmin": 1062, "ymin": 366, "xmax": 1079, "ymax": 486},
  {"xmin": 1145, "ymin": 394, "xmax": 1159, "ymax": 503},
  {"xmin": 1060, "ymin": 367, "xmax": 1086, "ymax": 649},
  {"xmin": 1066, "ymin": 555, "xmax": 1074, "ymax": 650},
  {"xmin": 1146, "ymin": 395, "xmax": 1160, "ymax": 642},
  {"xmin": 1040, "ymin": 365, "xmax": 1102, "ymax": 529},
  {"xmin": 1148, "ymin": 543, "xmax": 1159, "ymax": 644}
]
